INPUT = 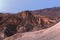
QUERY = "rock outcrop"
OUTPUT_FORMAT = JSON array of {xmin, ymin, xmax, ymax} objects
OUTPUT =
[{"xmin": 4, "ymin": 22, "xmax": 60, "ymax": 40}]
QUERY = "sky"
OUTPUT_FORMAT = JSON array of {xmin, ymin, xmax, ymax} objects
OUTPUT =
[{"xmin": 0, "ymin": 0, "xmax": 60, "ymax": 13}]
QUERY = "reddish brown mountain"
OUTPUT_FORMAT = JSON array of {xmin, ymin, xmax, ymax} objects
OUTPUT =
[{"xmin": 0, "ymin": 7, "xmax": 60, "ymax": 40}]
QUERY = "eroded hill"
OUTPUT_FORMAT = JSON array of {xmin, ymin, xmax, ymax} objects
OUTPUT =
[{"xmin": 0, "ymin": 7, "xmax": 60, "ymax": 40}]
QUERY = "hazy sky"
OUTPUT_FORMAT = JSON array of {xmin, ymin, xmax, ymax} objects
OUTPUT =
[{"xmin": 0, "ymin": 0, "xmax": 60, "ymax": 13}]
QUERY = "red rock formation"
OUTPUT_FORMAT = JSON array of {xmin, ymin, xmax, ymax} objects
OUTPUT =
[
  {"xmin": 0, "ymin": 7, "xmax": 60, "ymax": 40},
  {"xmin": 4, "ymin": 22, "xmax": 60, "ymax": 40}
]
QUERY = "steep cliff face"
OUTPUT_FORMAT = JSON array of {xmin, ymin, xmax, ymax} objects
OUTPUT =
[{"xmin": 0, "ymin": 7, "xmax": 60, "ymax": 40}]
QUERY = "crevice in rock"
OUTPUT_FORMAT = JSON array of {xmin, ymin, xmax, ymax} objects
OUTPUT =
[{"xmin": 4, "ymin": 23, "xmax": 17, "ymax": 37}]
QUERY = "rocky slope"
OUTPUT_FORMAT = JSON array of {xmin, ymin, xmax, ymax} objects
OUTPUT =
[
  {"xmin": 0, "ymin": 7, "xmax": 60, "ymax": 40},
  {"xmin": 4, "ymin": 22, "xmax": 60, "ymax": 40}
]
